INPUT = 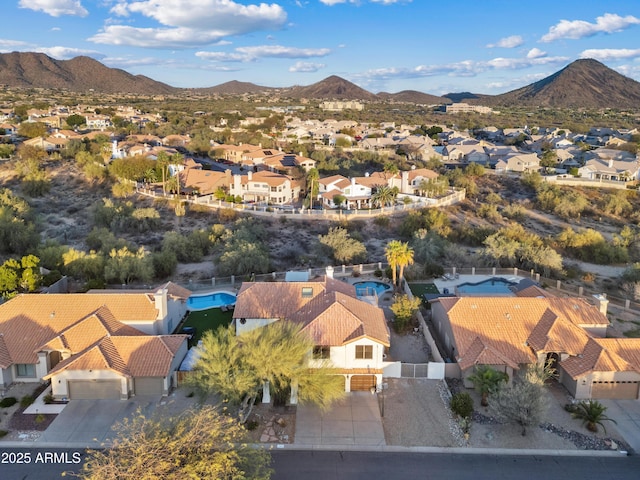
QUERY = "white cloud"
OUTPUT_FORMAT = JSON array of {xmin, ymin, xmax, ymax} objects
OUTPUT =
[
  {"xmin": 91, "ymin": 0, "xmax": 287, "ymax": 48},
  {"xmin": 526, "ymin": 48, "xmax": 546, "ymax": 59},
  {"xmin": 19, "ymin": 0, "xmax": 88, "ymax": 17},
  {"xmin": 196, "ymin": 45, "xmax": 330, "ymax": 62},
  {"xmin": 36, "ymin": 46, "xmax": 105, "ymax": 59},
  {"xmin": 541, "ymin": 13, "xmax": 640, "ymax": 42},
  {"xmin": 580, "ymin": 48, "xmax": 640, "ymax": 61},
  {"xmin": 487, "ymin": 35, "xmax": 523, "ymax": 48},
  {"xmin": 353, "ymin": 54, "xmax": 569, "ymax": 84},
  {"xmin": 0, "ymin": 39, "xmax": 31, "ymax": 48},
  {"xmin": 289, "ymin": 61, "xmax": 325, "ymax": 72}
]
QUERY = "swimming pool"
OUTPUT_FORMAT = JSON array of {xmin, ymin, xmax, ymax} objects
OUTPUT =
[
  {"xmin": 187, "ymin": 291, "xmax": 237, "ymax": 311},
  {"xmin": 353, "ymin": 281, "xmax": 392, "ymax": 297},
  {"xmin": 456, "ymin": 277, "xmax": 516, "ymax": 295}
]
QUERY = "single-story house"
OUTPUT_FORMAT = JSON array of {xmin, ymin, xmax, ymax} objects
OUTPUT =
[{"xmin": 430, "ymin": 294, "xmax": 640, "ymax": 400}]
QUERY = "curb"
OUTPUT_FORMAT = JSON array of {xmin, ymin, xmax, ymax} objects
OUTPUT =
[{"xmin": 0, "ymin": 441, "xmax": 631, "ymax": 457}]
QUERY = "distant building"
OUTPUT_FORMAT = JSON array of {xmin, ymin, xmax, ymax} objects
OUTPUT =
[
  {"xmin": 443, "ymin": 103, "xmax": 493, "ymax": 114},
  {"xmin": 320, "ymin": 101, "xmax": 364, "ymax": 111}
]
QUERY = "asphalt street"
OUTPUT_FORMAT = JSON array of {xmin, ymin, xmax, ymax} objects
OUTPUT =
[{"xmin": 1, "ymin": 448, "xmax": 639, "ymax": 480}]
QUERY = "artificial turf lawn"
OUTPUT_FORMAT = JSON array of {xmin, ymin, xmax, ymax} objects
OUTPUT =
[
  {"xmin": 408, "ymin": 283, "xmax": 440, "ymax": 299},
  {"xmin": 180, "ymin": 308, "xmax": 234, "ymax": 343}
]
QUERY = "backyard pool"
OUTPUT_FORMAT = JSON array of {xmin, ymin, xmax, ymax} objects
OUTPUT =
[
  {"xmin": 353, "ymin": 281, "xmax": 392, "ymax": 297},
  {"xmin": 187, "ymin": 291, "xmax": 237, "ymax": 311},
  {"xmin": 456, "ymin": 277, "xmax": 517, "ymax": 295}
]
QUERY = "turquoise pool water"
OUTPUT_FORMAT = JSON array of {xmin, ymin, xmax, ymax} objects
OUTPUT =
[
  {"xmin": 187, "ymin": 291, "xmax": 236, "ymax": 310},
  {"xmin": 456, "ymin": 277, "xmax": 516, "ymax": 295},
  {"xmin": 353, "ymin": 281, "xmax": 392, "ymax": 297}
]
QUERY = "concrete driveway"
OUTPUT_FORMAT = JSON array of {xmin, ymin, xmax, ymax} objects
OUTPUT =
[
  {"xmin": 600, "ymin": 399, "xmax": 640, "ymax": 454},
  {"xmin": 36, "ymin": 396, "xmax": 159, "ymax": 447},
  {"xmin": 295, "ymin": 392, "xmax": 385, "ymax": 446}
]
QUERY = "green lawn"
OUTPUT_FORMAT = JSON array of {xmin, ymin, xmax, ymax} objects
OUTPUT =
[
  {"xmin": 409, "ymin": 283, "xmax": 440, "ymax": 299},
  {"xmin": 180, "ymin": 308, "xmax": 234, "ymax": 343}
]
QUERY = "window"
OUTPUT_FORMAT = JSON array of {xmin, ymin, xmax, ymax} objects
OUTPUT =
[
  {"xmin": 301, "ymin": 287, "xmax": 313, "ymax": 298},
  {"xmin": 355, "ymin": 345, "xmax": 373, "ymax": 359},
  {"xmin": 16, "ymin": 364, "xmax": 36, "ymax": 378},
  {"xmin": 313, "ymin": 346, "xmax": 330, "ymax": 359}
]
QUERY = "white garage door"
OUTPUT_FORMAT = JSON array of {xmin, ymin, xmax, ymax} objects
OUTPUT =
[
  {"xmin": 68, "ymin": 380, "xmax": 121, "ymax": 400},
  {"xmin": 134, "ymin": 377, "xmax": 164, "ymax": 396},
  {"xmin": 591, "ymin": 381, "xmax": 639, "ymax": 400}
]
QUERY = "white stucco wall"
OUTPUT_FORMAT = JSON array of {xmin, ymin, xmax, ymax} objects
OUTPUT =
[
  {"xmin": 235, "ymin": 317, "xmax": 278, "ymax": 335},
  {"xmin": 50, "ymin": 369, "xmax": 127, "ymax": 399}
]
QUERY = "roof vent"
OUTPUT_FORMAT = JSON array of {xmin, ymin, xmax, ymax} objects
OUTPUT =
[
  {"xmin": 50, "ymin": 311, "xmax": 55, "ymax": 318},
  {"xmin": 505, "ymin": 313, "xmax": 511, "ymax": 320}
]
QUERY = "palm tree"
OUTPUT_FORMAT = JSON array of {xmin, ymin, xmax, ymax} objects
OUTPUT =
[
  {"xmin": 571, "ymin": 400, "xmax": 617, "ymax": 433},
  {"xmin": 467, "ymin": 365, "xmax": 509, "ymax": 407},
  {"xmin": 385, "ymin": 240, "xmax": 414, "ymax": 288},
  {"xmin": 372, "ymin": 185, "xmax": 395, "ymax": 208}
]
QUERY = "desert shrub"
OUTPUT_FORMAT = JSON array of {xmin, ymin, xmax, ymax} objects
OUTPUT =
[
  {"xmin": 218, "ymin": 208, "xmax": 238, "ymax": 223},
  {"xmin": 43, "ymin": 393, "xmax": 55, "ymax": 404},
  {"xmin": 502, "ymin": 203, "xmax": 525, "ymax": 220},
  {"xmin": 450, "ymin": 392, "xmax": 474, "ymax": 418},
  {"xmin": 373, "ymin": 216, "xmax": 390, "ymax": 228},
  {"xmin": 0, "ymin": 430, "xmax": 8, "ymax": 438},
  {"xmin": 20, "ymin": 395, "xmax": 34, "ymax": 408},
  {"xmin": 35, "ymin": 413, "xmax": 45, "ymax": 424},
  {"xmin": 374, "ymin": 269, "xmax": 383, "ymax": 278},
  {"xmin": 0, "ymin": 397, "xmax": 17, "ymax": 408},
  {"xmin": 246, "ymin": 420, "xmax": 259, "ymax": 431}
]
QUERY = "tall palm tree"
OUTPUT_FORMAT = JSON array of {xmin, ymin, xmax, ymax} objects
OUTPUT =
[
  {"xmin": 372, "ymin": 185, "xmax": 395, "ymax": 208},
  {"xmin": 385, "ymin": 240, "xmax": 414, "ymax": 288},
  {"xmin": 571, "ymin": 400, "xmax": 617, "ymax": 433},
  {"xmin": 468, "ymin": 365, "xmax": 509, "ymax": 407}
]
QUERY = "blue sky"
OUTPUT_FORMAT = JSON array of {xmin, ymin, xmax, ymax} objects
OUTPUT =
[{"xmin": 2, "ymin": 1, "xmax": 640, "ymax": 95}]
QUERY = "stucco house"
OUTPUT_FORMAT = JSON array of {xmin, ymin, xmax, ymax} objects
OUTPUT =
[
  {"xmin": 0, "ymin": 283, "xmax": 192, "ymax": 399},
  {"xmin": 232, "ymin": 276, "xmax": 390, "ymax": 393},
  {"xmin": 229, "ymin": 170, "xmax": 301, "ymax": 205},
  {"xmin": 431, "ymin": 292, "xmax": 640, "ymax": 400}
]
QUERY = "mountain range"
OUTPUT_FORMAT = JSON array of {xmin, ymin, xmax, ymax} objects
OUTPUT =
[{"xmin": 1, "ymin": 52, "xmax": 639, "ymax": 109}]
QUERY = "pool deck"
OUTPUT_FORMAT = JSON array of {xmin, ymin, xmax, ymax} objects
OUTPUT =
[{"xmin": 433, "ymin": 274, "xmax": 524, "ymax": 296}]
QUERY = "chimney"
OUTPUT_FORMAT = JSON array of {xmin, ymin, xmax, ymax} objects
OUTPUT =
[
  {"xmin": 154, "ymin": 288, "xmax": 168, "ymax": 322},
  {"xmin": 326, "ymin": 265, "xmax": 334, "ymax": 279},
  {"xmin": 247, "ymin": 171, "xmax": 253, "ymax": 181},
  {"xmin": 593, "ymin": 294, "xmax": 609, "ymax": 316},
  {"xmin": 608, "ymin": 159, "xmax": 614, "ymax": 168}
]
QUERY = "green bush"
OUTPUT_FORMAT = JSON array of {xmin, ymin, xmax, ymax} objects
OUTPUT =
[
  {"xmin": 20, "ymin": 395, "xmax": 34, "ymax": 408},
  {"xmin": 0, "ymin": 397, "xmax": 17, "ymax": 408},
  {"xmin": 0, "ymin": 430, "xmax": 8, "ymax": 438},
  {"xmin": 43, "ymin": 393, "xmax": 55, "ymax": 404},
  {"xmin": 450, "ymin": 392, "xmax": 474, "ymax": 418}
]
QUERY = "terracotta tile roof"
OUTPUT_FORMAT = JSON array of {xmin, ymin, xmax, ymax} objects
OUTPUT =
[
  {"xmin": 514, "ymin": 285, "xmax": 555, "ymax": 298},
  {"xmin": 526, "ymin": 308, "xmax": 590, "ymax": 355},
  {"xmin": 293, "ymin": 292, "xmax": 389, "ymax": 347},
  {"xmin": 458, "ymin": 336, "xmax": 520, "ymax": 371},
  {"xmin": 44, "ymin": 335, "xmax": 188, "ymax": 379},
  {"xmin": 0, "ymin": 293, "xmax": 158, "ymax": 365},
  {"xmin": 435, "ymin": 297, "xmax": 609, "ymax": 371},
  {"xmin": 561, "ymin": 338, "xmax": 639, "ymax": 378},
  {"xmin": 40, "ymin": 306, "xmax": 146, "ymax": 354},
  {"xmin": 597, "ymin": 338, "xmax": 640, "ymax": 371},
  {"xmin": 0, "ymin": 334, "xmax": 12, "ymax": 369},
  {"xmin": 234, "ymin": 279, "xmax": 388, "ymax": 347},
  {"xmin": 233, "ymin": 277, "xmax": 356, "ymax": 319},
  {"xmin": 158, "ymin": 282, "xmax": 192, "ymax": 301}
]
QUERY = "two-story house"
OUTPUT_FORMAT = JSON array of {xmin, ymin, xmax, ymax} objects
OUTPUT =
[
  {"xmin": 232, "ymin": 276, "xmax": 390, "ymax": 394},
  {"xmin": 229, "ymin": 170, "xmax": 301, "ymax": 205}
]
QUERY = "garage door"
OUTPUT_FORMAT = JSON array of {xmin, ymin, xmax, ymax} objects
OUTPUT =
[
  {"xmin": 68, "ymin": 380, "xmax": 121, "ymax": 400},
  {"xmin": 350, "ymin": 375, "xmax": 376, "ymax": 391},
  {"xmin": 134, "ymin": 377, "xmax": 164, "ymax": 396},
  {"xmin": 591, "ymin": 381, "xmax": 639, "ymax": 400}
]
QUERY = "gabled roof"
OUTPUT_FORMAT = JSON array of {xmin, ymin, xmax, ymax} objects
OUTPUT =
[
  {"xmin": 561, "ymin": 338, "xmax": 639, "ymax": 379},
  {"xmin": 292, "ymin": 291, "xmax": 389, "ymax": 347},
  {"xmin": 458, "ymin": 336, "xmax": 520, "ymax": 371},
  {"xmin": 0, "ymin": 293, "xmax": 159, "ymax": 364},
  {"xmin": 44, "ymin": 335, "xmax": 187, "ymax": 379},
  {"xmin": 39, "ymin": 306, "xmax": 146, "ymax": 354},
  {"xmin": 233, "ymin": 277, "xmax": 355, "ymax": 319},
  {"xmin": 434, "ymin": 297, "xmax": 609, "ymax": 371}
]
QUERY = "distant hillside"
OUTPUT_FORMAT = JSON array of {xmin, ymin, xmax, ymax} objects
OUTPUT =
[
  {"xmin": 0, "ymin": 52, "xmax": 176, "ymax": 95},
  {"xmin": 443, "ymin": 92, "xmax": 484, "ymax": 103},
  {"xmin": 191, "ymin": 80, "xmax": 275, "ymax": 95},
  {"xmin": 285, "ymin": 75, "xmax": 378, "ymax": 101},
  {"xmin": 377, "ymin": 90, "xmax": 450, "ymax": 104},
  {"xmin": 486, "ymin": 59, "xmax": 640, "ymax": 109}
]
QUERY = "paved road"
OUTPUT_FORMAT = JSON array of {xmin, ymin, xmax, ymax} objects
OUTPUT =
[{"xmin": 2, "ymin": 448, "xmax": 639, "ymax": 479}]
